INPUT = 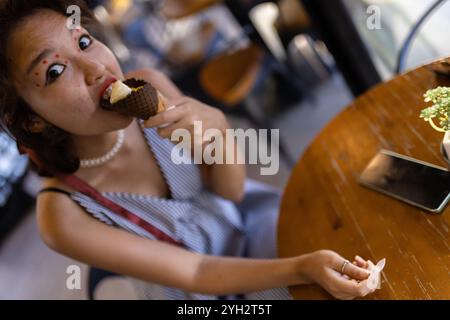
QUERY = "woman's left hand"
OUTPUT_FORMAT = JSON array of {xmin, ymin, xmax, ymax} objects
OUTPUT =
[{"xmin": 142, "ymin": 96, "xmax": 229, "ymax": 144}]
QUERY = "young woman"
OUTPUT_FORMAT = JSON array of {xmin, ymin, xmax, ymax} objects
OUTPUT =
[{"xmin": 0, "ymin": 0, "xmax": 375, "ymax": 300}]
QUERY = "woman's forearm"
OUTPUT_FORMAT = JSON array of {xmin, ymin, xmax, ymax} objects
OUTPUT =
[
  {"xmin": 190, "ymin": 254, "xmax": 311, "ymax": 296},
  {"xmin": 203, "ymin": 131, "xmax": 246, "ymax": 202}
]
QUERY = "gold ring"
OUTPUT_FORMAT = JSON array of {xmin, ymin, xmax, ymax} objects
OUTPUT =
[{"xmin": 341, "ymin": 260, "xmax": 349, "ymax": 274}]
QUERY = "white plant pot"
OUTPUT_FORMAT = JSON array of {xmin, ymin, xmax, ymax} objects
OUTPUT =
[{"xmin": 441, "ymin": 131, "xmax": 450, "ymax": 164}]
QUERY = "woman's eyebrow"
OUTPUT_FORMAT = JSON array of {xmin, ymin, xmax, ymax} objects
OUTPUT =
[{"xmin": 26, "ymin": 49, "xmax": 54, "ymax": 75}]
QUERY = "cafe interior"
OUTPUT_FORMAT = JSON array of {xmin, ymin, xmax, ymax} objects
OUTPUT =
[{"xmin": 1, "ymin": 0, "xmax": 450, "ymax": 300}]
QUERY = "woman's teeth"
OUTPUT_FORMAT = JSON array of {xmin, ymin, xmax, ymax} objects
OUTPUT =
[{"xmin": 102, "ymin": 84, "xmax": 113, "ymax": 100}]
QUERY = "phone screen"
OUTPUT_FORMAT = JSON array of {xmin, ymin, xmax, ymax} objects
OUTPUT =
[{"xmin": 359, "ymin": 150, "xmax": 450, "ymax": 212}]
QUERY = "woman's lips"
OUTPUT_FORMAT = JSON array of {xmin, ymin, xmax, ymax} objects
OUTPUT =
[{"xmin": 99, "ymin": 77, "xmax": 117, "ymax": 100}]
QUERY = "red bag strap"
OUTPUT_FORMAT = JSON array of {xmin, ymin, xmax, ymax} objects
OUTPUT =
[{"xmin": 56, "ymin": 173, "xmax": 184, "ymax": 247}]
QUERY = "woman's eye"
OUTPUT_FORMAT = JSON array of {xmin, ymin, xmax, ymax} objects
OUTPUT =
[
  {"xmin": 79, "ymin": 35, "xmax": 92, "ymax": 50},
  {"xmin": 46, "ymin": 64, "xmax": 65, "ymax": 85}
]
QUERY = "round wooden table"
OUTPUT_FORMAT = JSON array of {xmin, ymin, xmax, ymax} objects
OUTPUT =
[{"xmin": 278, "ymin": 64, "xmax": 450, "ymax": 299}]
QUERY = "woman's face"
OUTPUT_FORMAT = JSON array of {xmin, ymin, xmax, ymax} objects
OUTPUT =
[{"xmin": 7, "ymin": 9, "xmax": 133, "ymax": 135}]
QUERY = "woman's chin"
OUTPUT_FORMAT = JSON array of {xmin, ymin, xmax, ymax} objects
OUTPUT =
[
  {"xmin": 101, "ymin": 109, "xmax": 134, "ymax": 127},
  {"xmin": 115, "ymin": 114, "xmax": 135, "ymax": 129}
]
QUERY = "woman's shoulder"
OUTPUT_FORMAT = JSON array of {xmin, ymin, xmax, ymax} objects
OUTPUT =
[
  {"xmin": 37, "ymin": 177, "xmax": 82, "ymax": 217},
  {"xmin": 36, "ymin": 177, "xmax": 87, "ymax": 250},
  {"xmin": 40, "ymin": 177, "xmax": 76, "ymax": 194}
]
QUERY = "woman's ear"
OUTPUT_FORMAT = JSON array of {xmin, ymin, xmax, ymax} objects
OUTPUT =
[{"xmin": 24, "ymin": 116, "xmax": 47, "ymax": 133}]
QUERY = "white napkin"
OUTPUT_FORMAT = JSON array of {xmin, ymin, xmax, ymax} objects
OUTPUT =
[{"xmin": 366, "ymin": 258, "xmax": 386, "ymax": 290}]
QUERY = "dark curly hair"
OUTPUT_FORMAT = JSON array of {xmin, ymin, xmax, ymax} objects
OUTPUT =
[{"xmin": 0, "ymin": 0, "xmax": 106, "ymax": 177}]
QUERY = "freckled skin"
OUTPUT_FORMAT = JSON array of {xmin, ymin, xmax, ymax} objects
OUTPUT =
[{"xmin": 6, "ymin": 9, "xmax": 131, "ymax": 136}]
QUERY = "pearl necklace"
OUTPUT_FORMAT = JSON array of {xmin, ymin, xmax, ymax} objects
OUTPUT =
[{"xmin": 79, "ymin": 130, "xmax": 125, "ymax": 168}]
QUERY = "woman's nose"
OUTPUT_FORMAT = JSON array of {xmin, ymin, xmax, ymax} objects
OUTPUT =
[{"xmin": 76, "ymin": 57, "xmax": 106, "ymax": 85}]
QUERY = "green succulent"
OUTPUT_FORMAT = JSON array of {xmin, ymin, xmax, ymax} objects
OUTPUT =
[{"xmin": 420, "ymin": 86, "xmax": 450, "ymax": 132}]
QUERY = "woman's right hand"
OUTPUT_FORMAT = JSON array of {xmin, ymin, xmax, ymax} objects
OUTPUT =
[{"xmin": 300, "ymin": 250, "xmax": 376, "ymax": 300}]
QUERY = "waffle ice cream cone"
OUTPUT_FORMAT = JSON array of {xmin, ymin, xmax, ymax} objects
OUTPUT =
[{"xmin": 101, "ymin": 78, "xmax": 166, "ymax": 120}]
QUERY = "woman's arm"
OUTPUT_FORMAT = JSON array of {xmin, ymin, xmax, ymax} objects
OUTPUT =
[
  {"xmin": 37, "ymin": 192, "xmax": 200, "ymax": 290},
  {"xmin": 199, "ymin": 117, "xmax": 246, "ymax": 203},
  {"xmin": 37, "ymin": 192, "xmax": 300, "ymax": 293},
  {"xmin": 193, "ymin": 250, "xmax": 374, "ymax": 298},
  {"xmin": 150, "ymin": 98, "xmax": 246, "ymax": 202},
  {"xmin": 36, "ymin": 192, "xmax": 372, "ymax": 298}
]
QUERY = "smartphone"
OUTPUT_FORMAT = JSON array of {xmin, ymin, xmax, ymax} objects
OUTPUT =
[{"xmin": 358, "ymin": 150, "xmax": 450, "ymax": 213}]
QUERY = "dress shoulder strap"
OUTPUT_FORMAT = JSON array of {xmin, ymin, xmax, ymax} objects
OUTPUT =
[{"xmin": 38, "ymin": 187, "xmax": 71, "ymax": 196}]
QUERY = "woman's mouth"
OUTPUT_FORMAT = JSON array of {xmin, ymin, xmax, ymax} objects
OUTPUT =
[
  {"xmin": 99, "ymin": 77, "xmax": 117, "ymax": 106},
  {"xmin": 102, "ymin": 83, "xmax": 113, "ymax": 101}
]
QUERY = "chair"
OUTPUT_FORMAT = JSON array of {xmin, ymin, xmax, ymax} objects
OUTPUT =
[
  {"xmin": 199, "ymin": 44, "xmax": 264, "ymax": 106},
  {"xmin": 199, "ymin": 43, "xmax": 296, "ymax": 166},
  {"xmin": 162, "ymin": 0, "xmax": 221, "ymax": 20},
  {"xmin": 87, "ymin": 267, "xmax": 120, "ymax": 300}
]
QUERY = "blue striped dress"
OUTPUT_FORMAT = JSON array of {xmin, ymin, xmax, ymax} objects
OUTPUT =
[{"xmin": 68, "ymin": 121, "xmax": 293, "ymax": 300}]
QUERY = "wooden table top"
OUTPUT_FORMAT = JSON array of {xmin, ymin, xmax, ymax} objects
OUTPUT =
[{"xmin": 278, "ymin": 64, "xmax": 450, "ymax": 299}]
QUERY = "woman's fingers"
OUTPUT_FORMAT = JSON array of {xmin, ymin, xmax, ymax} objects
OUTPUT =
[
  {"xmin": 328, "ymin": 269, "xmax": 373, "ymax": 298},
  {"xmin": 354, "ymin": 280, "xmax": 374, "ymax": 297},
  {"xmin": 142, "ymin": 103, "xmax": 186, "ymax": 128},
  {"xmin": 354, "ymin": 255, "xmax": 369, "ymax": 269},
  {"xmin": 157, "ymin": 119, "xmax": 191, "ymax": 139},
  {"xmin": 324, "ymin": 252, "xmax": 375, "ymax": 299},
  {"xmin": 343, "ymin": 262, "xmax": 371, "ymax": 280},
  {"xmin": 335, "ymin": 258, "xmax": 370, "ymax": 280}
]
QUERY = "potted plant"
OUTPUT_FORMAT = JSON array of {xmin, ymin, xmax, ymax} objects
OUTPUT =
[{"xmin": 420, "ymin": 86, "xmax": 450, "ymax": 161}]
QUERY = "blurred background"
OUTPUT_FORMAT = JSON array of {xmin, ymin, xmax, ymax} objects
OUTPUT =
[{"xmin": 1, "ymin": 0, "xmax": 449, "ymax": 299}]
